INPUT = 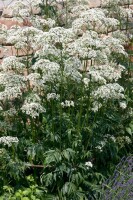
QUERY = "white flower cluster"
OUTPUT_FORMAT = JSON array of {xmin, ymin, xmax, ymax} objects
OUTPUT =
[
  {"xmin": 28, "ymin": 0, "xmax": 42, "ymax": 7},
  {"xmin": 103, "ymin": 36, "xmax": 128, "ymax": 56},
  {"xmin": 21, "ymin": 102, "xmax": 46, "ymax": 118},
  {"xmin": 61, "ymin": 100, "xmax": 74, "ymax": 108},
  {"xmin": 95, "ymin": 141, "xmax": 106, "ymax": 152},
  {"xmin": 8, "ymin": 0, "xmax": 30, "ymax": 17},
  {"xmin": 1, "ymin": 56, "xmax": 25, "ymax": 71},
  {"xmin": 35, "ymin": 43, "xmax": 60, "ymax": 58},
  {"xmin": 101, "ymin": 0, "xmax": 133, "ymax": 25},
  {"xmin": 31, "ymin": 16, "xmax": 55, "ymax": 30},
  {"xmin": 3, "ymin": 108, "xmax": 17, "ymax": 117},
  {"xmin": 71, "ymin": 5, "xmax": 89, "ymax": 19},
  {"xmin": 83, "ymin": 78, "xmax": 90, "ymax": 87},
  {"xmin": 112, "ymin": 31, "xmax": 128, "ymax": 44},
  {"xmin": 8, "ymin": 0, "xmax": 42, "ymax": 17},
  {"xmin": 32, "ymin": 59, "xmax": 60, "ymax": 83},
  {"xmin": 0, "ymin": 72, "xmax": 26, "ymax": 101},
  {"xmin": 64, "ymin": 57, "xmax": 82, "ymax": 81},
  {"xmin": 101, "ymin": 0, "xmax": 133, "ymax": 6},
  {"xmin": 95, "ymin": 134, "xmax": 118, "ymax": 151},
  {"xmin": 92, "ymin": 83, "xmax": 125, "ymax": 100},
  {"xmin": 0, "ymin": 0, "xmax": 128, "ymax": 124},
  {"xmin": 88, "ymin": 63, "xmax": 125, "ymax": 84},
  {"xmin": 72, "ymin": 8, "xmax": 119, "ymax": 33},
  {"xmin": 64, "ymin": 30, "xmax": 105, "ymax": 59},
  {"xmin": 33, "ymin": 27, "xmax": 76, "ymax": 52},
  {"xmin": 125, "ymin": 136, "xmax": 132, "ymax": 144},
  {"xmin": 57, "ymin": 0, "xmax": 89, "ymax": 25},
  {"xmin": 26, "ymin": 73, "xmax": 44, "ymax": 89},
  {"xmin": 0, "ymin": 136, "xmax": 19, "ymax": 147},
  {"xmin": 7, "ymin": 27, "xmax": 43, "ymax": 50},
  {"xmin": 85, "ymin": 161, "xmax": 93, "ymax": 169},
  {"xmin": 49, "ymin": 27, "xmax": 76, "ymax": 45},
  {"xmin": 0, "ymin": 72, "xmax": 25, "ymax": 88},
  {"xmin": 47, "ymin": 93, "xmax": 60, "ymax": 101},
  {"xmin": 119, "ymin": 101, "xmax": 127, "ymax": 109},
  {"xmin": 21, "ymin": 93, "xmax": 42, "ymax": 107},
  {"xmin": 92, "ymin": 102, "xmax": 102, "ymax": 112},
  {"xmin": 0, "ymin": 69, "xmax": 25, "ymax": 101},
  {"xmin": 64, "ymin": 27, "xmax": 127, "ymax": 66},
  {"xmin": 0, "ymin": 86, "xmax": 22, "ymax": 100}
]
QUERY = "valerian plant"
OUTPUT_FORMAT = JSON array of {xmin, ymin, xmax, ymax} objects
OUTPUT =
[{"xmin": 0, "ymin": 0, "xmax": 133, "ymax": 199}]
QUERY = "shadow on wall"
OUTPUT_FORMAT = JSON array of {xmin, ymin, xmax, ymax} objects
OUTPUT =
[{"xmin": 0, "ymin": 0, "xmax": 14, "ymax": 9}]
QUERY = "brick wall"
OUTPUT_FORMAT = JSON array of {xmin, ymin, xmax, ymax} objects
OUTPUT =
[{"xmin": 0, "ymin": 0, "xmax": 133, "ymax": 63}]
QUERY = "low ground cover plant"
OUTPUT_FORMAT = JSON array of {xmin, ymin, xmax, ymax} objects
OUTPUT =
[{"xmin": 0, "ymin": 0, "xmax": 133, "ymax": 199}]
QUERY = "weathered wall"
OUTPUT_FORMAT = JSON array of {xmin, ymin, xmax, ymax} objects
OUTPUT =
[{"xmin": 0, "ymin": 0, "xmax": 133, "ymax": 62}]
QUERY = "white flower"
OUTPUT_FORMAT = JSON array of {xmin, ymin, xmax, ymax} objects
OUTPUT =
[
  {"xmin": 3, "ymin": 108, "xmax": 17, "ymax": 117},
  {"xmin": 119, "ymin": 101, "xmax": 127, "ymax": 109},
  {"xmin": 85, "ymin": 161, "xmax": 93, "ymax": 169},
  {"xmin": 19, "ymin": 8, "xmax": 30, "ymax": 17},
  {"xmin": 32, "ymin": 59, "xmax": 60, "ymax": 83},
  {"xmin": 0, "ymin": 136, "xmax": 19, "ymax": 147},
  {"xmin": 28, "ymin": 0, "xmax": 42, "ymax": 7},
  {"xmin": 21, "ymin": 102, "xmax": 46, "ymax": 118},
  {"xmin": 0, "ymin": 72, "xmax": 25, "ymax": 87},
  {"xmin": 92, "ymin": 83, "xmax": 125, "ymax": 100},
  {"xmin": 31, "ymin": 16, "xmax": 55, "ymax": 30},
  {"xmin": 0, "ymin": 86, "xmax": 22, "ymax": 100},
  {"xmin": 103, "ymin": 36, "xmax": 127, "ymax": 56},
  {"xmin": 88, "ymin": 63, "xmax": 125, "ymax": 83},
  {"xmin": 47, "ymin": 93, "xmax": 60, "ymax": 101},
  {"xmin": 110, "ymin": 136, "xmax": 116, "ymax": 142},
  {"xmin": 26, "ymin": 73, "xmax": 44, "ymax": 89},
  {"xmin": 1, "ymin": 56, "xmax": 25, "ymax": 71},
  {"xmin": 112, "ymin": 31, "xmax": 128, "ymax": 44},
  {"xmin": 7, "ymin": 27, "xmax": 43, "ymax": 50},
  {"xmin": 92, "ymin": 102, "xmax": 102, "ymax": 112},
  {"xmin": 64, "ymin": 57, "xmax": 82, "ymax": 81},
  {"xmin": 95, "ymin": 145, "xmax": 103, "ymax": 152},
  {"xmin": 61, "ymin": 100, "xmax": 74, "ymax": 108},
  {"xmin": 49, "ymin": 27, "xmax": 76, "ymax": 44},
  {"xmin": 95, "ymin": 140, "xmax": 106, "ymax": 152},
  {"xmin": 125, "ymin": 136, "xmax": 132, "ymax": 144},
  {"xmin": 88, "ymin": 70, "xmax": 106, "ymax": 84},
  {"xmin": 83, "ymin": 78, "xmax": 90, "ymax": 86}
]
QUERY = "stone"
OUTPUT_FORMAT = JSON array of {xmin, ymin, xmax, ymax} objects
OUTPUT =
[
  {"xmin": 89, "ymin": 0, "xmax": 101, "ymax": 8},
  {"xmin": 0, "ymin": 18, "xmax": 23, "ymax": 29},
  {"xmin": 2, "ymin": 7, "xmax": 13, "ymax": 18}
]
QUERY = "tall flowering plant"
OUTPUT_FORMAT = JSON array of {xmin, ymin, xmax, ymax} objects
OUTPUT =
[{"xmin": 0, "ymin": 0, "xmax": 133, "ymax": 199}]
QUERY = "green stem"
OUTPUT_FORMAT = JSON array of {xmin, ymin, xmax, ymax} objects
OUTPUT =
[
  {"xmin": 59, "ymin": 50, "xmax": 64, "ymax": 150},
  {"xmin": 51, "ymin": 100, "xmax": 54, "ymax": 134},
  {"xmin": 77, "ymin": 86, "xmax": 84, "ymax": 134}
]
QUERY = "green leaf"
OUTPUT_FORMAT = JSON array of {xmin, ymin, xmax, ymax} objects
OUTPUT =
[
  {"xmin": 126, "ymin": 127, "xmax": 132, "ymax": 135},
  {"xmin": 61, "ymin": 182, "xmax": 77, "ymax": 195},
  {"xmin": 31, "ymin": 195, "xmax": 36, "ymax": 200},
  {"xmin": 71, "ymin": 172, "xmax": 83, "ymax": 185},
  {"xmin": 22, "ymin": 197, "xmax": 30, "ymax": 200},
  {"xmin": 62, "ymin": 148, "xmax": 75, "ymax": 161},
  {"xmin": 22, "ymin": 188, "xmax": 31, "ymax": 196},
  {"xmin": 44, "ymin": 150, "xmax": 62, "ymax": 164},
  {"xmin": 129, "ymin": 123, "xmax": 133, "ymax": 131},
  {"xmin": 41, "ymin": 172, "xmax": 53, "ymax": 186},
  {"xmin": 15, "ymin": 192, "xmax": 22, "ymax": 197}
]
